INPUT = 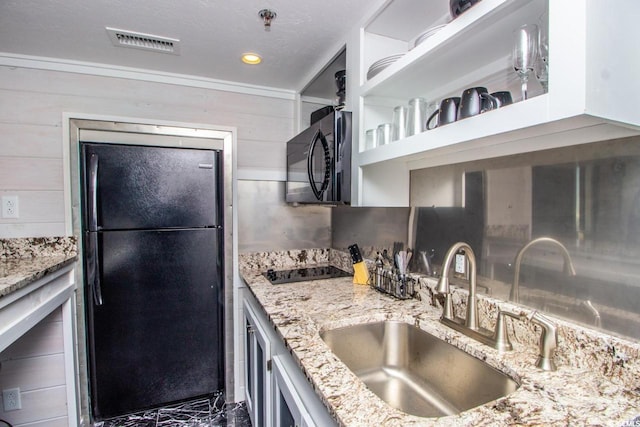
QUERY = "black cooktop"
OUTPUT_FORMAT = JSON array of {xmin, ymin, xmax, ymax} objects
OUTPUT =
[{"xmin": 263, "ymin": 266, "xmax": 351, "ymax": 285}]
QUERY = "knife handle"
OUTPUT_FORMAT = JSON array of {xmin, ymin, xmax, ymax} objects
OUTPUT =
[{"xmin": 348, "ymin": 244, "xmax": 363, "ymax": 264}]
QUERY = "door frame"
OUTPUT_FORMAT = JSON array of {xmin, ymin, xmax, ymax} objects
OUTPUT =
[{"xmin": 64, "ymin": 114, "xmax": 237, "ymax": 425}]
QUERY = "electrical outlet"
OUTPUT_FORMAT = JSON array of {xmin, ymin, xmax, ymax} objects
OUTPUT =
[
  {"xmin": 3, "ymin": 387, "xmax": 21, "ymax": 411},
  {"xmin": 2, "ymin": 195, "xmax": 19, "ymax": 219},
  {"xmin": 454, "ymin": 253, "xmax": 466, "ymax": 274}
]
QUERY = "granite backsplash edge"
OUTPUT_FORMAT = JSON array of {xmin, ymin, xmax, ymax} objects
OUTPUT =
[{"xmin": 0, "ymin": 236, "xmax": 78, "ymax": 260}]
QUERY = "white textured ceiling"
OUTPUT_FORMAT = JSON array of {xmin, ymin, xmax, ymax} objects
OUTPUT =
[{"xmin": 0, "ymin": 0, "xmax": 372, "ymax": 93}]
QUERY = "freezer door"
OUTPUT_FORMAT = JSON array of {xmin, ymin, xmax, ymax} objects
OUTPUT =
[
  {"xmin": 86, "ymin": 228, "xmax": 223, "ymax": 419},
  {"xmin": 82, "ymin": 143, "xmax": 221, "ymax": 230}
]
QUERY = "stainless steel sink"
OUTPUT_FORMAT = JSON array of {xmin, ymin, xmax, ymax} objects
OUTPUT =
[{"xmin": 320, "ymin": 321, "xmax": 519, "ymax": 417}]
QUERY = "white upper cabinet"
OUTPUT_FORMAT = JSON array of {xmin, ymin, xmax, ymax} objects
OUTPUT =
[{"xmin": 348, "ymin": 0, "xmax": 640, "ymax": 206}]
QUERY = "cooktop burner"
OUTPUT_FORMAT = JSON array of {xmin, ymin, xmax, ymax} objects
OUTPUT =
[{"xmin": 263, "ymin": 266, "xmax": 351, "ymax": 285}]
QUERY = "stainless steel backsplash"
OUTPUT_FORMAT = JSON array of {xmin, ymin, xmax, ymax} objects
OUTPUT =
[
  {"xmin": 237, "ymin": 180, "xmax": 331, "ymax": 252},
  {"xmin": 331, "ymin": 135, "xmax": 640, "ymax": 342},
  {"xmin": 331, "ymin": 205, "xmax": 410, "ymax": 259}
]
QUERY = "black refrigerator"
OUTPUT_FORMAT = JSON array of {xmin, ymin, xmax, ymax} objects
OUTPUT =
[{"xmin": 80, "ymin": 142, "xmax": 224, "ymax": 420}]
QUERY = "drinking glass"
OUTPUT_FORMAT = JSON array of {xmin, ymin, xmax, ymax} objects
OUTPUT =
[
  {"xmin": 376, "ymin": 123, "xmax": 392, "ymax": 146},
  {"xmin": 365, "ymin": 129, "xmax": 377, "ymax": 150},
  {"xmin": 513, "ymin": 24, "xmax": 539, "ymax": 100}
]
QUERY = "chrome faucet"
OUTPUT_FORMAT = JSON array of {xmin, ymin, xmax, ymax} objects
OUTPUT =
[
  {"xmin": 435, "ymin": 242, "xmax": 520, "ymax": 350},
  {"xmin": 528, "ymin": 311, "xmax": 558, "ymax": 371},
  {"xmin": 511, "ymin": 237, "xmax": 577, "ymax": 303},
  {"xmin": 437, "ymin": 242, "xmax": 479, "ymax": 330}
]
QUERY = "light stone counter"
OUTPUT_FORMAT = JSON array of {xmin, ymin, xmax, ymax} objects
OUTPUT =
[
  {"xmin": 0, "ymin": 237, "xmax": 77, "ymax": 298},
  {"xmin": 240, "ymin": 249, "xmax": 640, "ymax": 427}
]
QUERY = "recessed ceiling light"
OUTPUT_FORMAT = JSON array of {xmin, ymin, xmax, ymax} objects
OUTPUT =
[{"xmin": 241, "ymin": 53, "xmax": 262, "ymax": 65}]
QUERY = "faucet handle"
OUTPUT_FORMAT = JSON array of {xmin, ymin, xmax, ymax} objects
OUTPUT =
[
  {"xmin": 492, "ymin": 309, "xmax": 525, "ymax": 352},
  {"xmin": 527, "ymin": 311, "xmax": 558, "ymax": 371}
]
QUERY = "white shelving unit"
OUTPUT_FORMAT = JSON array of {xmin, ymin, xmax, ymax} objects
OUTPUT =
[{"xmin": 348, "ymin": 0, "xmax": 640, "ymax": 206}]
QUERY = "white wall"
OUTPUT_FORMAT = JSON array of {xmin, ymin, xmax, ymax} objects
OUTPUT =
[
  {"xmin": 0, "ymin": 64, "xmax": 296, "ymax": 238},
  {"xmin": 0, "ymin": 308, "xmax": 68, "ymax": 427}
]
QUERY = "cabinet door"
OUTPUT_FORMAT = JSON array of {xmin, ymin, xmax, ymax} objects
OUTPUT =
[
  {"xmin": 272, "ymin": 355, "xmax": 315, "ymax": 427},
  {"xmin": 243, "ymin": 301, "xmax": 272, "ymax": 427}
]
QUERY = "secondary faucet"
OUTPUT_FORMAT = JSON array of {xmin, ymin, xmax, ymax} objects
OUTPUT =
[
  {"xmin": 528, "ymin": 311, "xmax": 558, "ymax": 371},
  {"xmin": 511, "ymin": 237, "xmax": 577, "ymax": 303}
]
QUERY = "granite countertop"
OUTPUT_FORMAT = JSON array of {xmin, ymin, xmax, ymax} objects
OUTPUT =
[
  {"xmin": 240, "ymin": 249, "xmax": 640, "ymax": 427},
  {"xmin": 0, "ymin": 237, "xmax": 78, "ymax": 298}
]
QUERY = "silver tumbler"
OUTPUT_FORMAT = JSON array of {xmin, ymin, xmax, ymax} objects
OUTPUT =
[
  {"xmin": 406, "ymin": 97, "xmax": 428, "ymax": 137},
  {"xmin": 391, "ymin": 105, "xmax": 408, "ymax": 141}
]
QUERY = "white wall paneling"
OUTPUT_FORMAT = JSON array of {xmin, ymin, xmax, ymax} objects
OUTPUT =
[
  {"xmin": 0, "ymin": 354, "xmax": 66, "ymax": 396},
  {"xmin": 0, "ymin": 84, "xmax": 293, "ymax": 144},
  {"xmin": 0, "ymin": 54, "xmax": 297, "ymax": 101},
  {"xmin": 237, "ymin": 139, "xmax": 287, "ymax": 174},
  {"xmin": 0, "ymin": 158, "xmax": 63, "ymax": 190},
  {"xmin": 0, "ymin": 310, "xmax": 63, "ymax": 359},
  {"xmin": 0, "ymin": 190, "xmax": 65, "ymax": 237},
  {"xmin": 0, "ymin": 262, "xmax": 77, "ymax": 427},
  {"xmin": 0, "ymin": 385, "xmax": 68, "ymax": 426},
  {"xmin": 0, "ymin": 123, "xmax": 62, "ymax": 158},
  {"xmin": 0, "ymin": 64, "xmax": 296, "ymax": 238}
]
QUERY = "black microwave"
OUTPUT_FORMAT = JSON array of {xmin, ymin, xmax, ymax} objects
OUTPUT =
[{"xmin": 286, "ymin": 110, "xmax": 351, "ymax": 204}]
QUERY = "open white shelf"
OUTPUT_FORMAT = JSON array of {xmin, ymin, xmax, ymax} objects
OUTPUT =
[
  {"xmin": 362, "ymin": 0, "xmax": 542, "ymax": 101},
  {"xmin": 347, "ymin": 0, "xmax": 640, "ymax": 206}
]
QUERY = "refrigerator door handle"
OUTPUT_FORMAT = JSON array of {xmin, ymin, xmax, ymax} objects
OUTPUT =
[
  {"xmin": 88, "ymin": 153, "xmax": 99, "ymax": 232},
  {"xmin": 87, "ymin": 231, "xmax": 104, "ymax": 306}
]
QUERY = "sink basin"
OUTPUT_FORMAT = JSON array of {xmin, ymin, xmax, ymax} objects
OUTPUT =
[{"xmin": 320, "ymin": 321, "xmax": 519, "ymax": 417}]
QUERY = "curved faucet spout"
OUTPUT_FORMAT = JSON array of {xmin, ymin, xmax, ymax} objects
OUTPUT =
[
  {"xmin": 511, "ymin": 237, "xmax": 577, "ymax": 303},
  {"xmin": 436, "ymin": 242, "xmax": 478, "ymax": 330}
]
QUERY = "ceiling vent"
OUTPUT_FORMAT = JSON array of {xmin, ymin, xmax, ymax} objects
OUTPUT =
[{"xmin": 106, "ymin": 27, "xmax": 180, "ymax": 55}]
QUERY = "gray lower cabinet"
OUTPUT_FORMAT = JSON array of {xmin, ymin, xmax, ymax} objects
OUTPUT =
[
  {"xmin": 272, "ymin": 355, "xmax": 314, "ymax": 427},
  {"xmin": 242, "ymin": 290, "xmax": 336, "ymax": 427},
  {"xmin": 244, "ymin": 298, "xmax": 272, "ymax": 427}
]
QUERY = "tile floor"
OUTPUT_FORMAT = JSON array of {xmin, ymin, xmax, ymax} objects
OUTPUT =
[{"xmin": 95, "ymin": 395, "xmax": 251, "ymax": 427}]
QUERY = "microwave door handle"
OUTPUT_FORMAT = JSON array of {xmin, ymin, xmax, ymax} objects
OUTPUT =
[
  {"xmin": 307, "ymin": 129, "xmax": 324, "ymax": 200},
  {"xmin": 336, "ymin": 114, "xmax": 344, "ymax": 159},
  {"xmin": 318, "ymin": 132, "xmax": 331, "ymax": 195},
  {"xmin": 308, "ymin": 130, "xmax": 331, "ymax": 200},
  {"xmin": 306, "ymin": 129, "xmax": 320, "ymax": 199}
]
